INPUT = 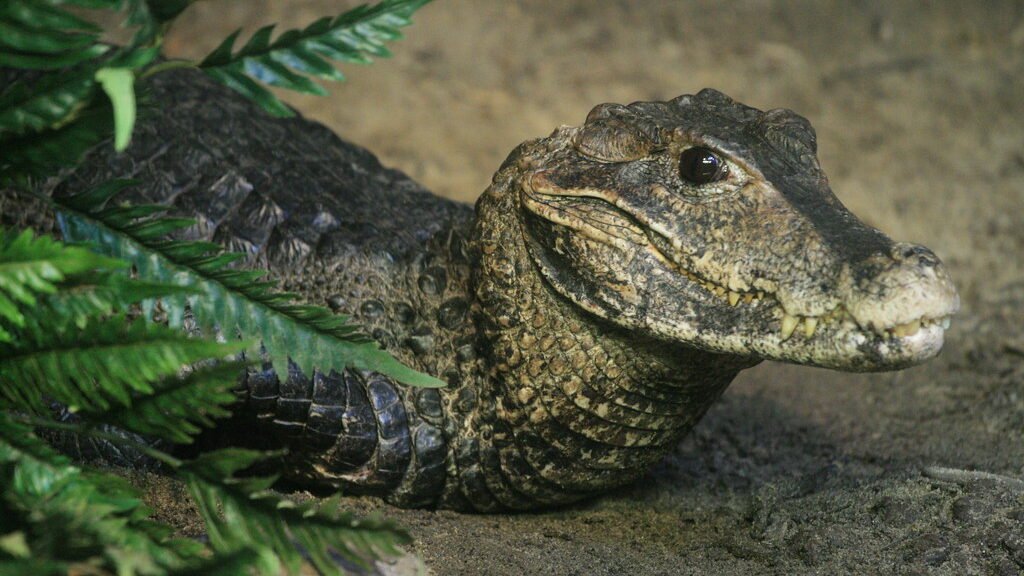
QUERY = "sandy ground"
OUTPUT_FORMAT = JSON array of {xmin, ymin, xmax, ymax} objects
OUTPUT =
[{"xmin": 126, "ymin": 1, "xmax": 1024, "ymax": 574}]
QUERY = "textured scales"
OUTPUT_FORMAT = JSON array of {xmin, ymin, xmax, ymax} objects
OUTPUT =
[{"xmin": 13, "ymin": 70, "xmax": 958, "ymax": 511}]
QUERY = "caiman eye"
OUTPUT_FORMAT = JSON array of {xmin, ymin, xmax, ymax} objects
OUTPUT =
[{"xmin": 679, "ymin": 147, "xmax": 728, "ymax": 184}]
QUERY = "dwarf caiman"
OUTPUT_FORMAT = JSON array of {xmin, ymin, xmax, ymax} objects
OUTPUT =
[{"xmin": 6, "ymin": 70, "xmax": 959, "ymax": 512}]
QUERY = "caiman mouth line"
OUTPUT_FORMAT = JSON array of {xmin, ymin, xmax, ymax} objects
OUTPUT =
[
  {"xmin": 524, "ymin": 179, "xmax": 953, "ymax": 348},
  {"xmin": 649, "ymin": 234, "xmax": 953, "ymax": 343}
]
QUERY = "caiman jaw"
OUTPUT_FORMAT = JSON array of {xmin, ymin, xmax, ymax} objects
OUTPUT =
[
  {"xmin": 647, "ymin": 230, "xmax": 959, "ymax": 369},
  {"xmin": 521, "ymin": 176, "xmax": 959, "ymax": 371}
]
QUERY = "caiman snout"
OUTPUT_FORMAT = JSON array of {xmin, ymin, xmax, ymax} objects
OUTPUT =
[{"xmin": 841, "ymin": 241, "xmax": 959, "ymax": 340}]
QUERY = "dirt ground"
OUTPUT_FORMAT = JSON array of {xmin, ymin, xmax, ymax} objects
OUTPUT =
[{"xmin": 132, "ymin": 1, "xmax": 1024, "ymax": 574}]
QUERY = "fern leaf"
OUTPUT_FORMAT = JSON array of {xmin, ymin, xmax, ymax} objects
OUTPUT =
[
  {"xmin": 164, "ymin": 549, "xmax": 263, "ymax": 576},
  {"xmin": 143, "ymin": 0, "xmax": 198, "ymax": 24},
  {"xmin": 180, "ymin": 449, "xmax": 410, "ymax": 575},
  {"xmin": 0, "ymin": 68, "xmax": 97, "ymax": 136},
  {"xmin": 90, "ymin": 363, "xmax": 243, "ymax": 444},
  {"xmin": 0, "ymin": 0, "xmax": 113, "ymax": 70},
  {"xmin": 0, "ymin": 103, "xmax": 112, "ymax": 182},
  {"xmin": 0, "ymin": 228, "xmax": 125, "ymax": 338},
  {"xmin": 0, "ymin": 314, "xmax": 246, "ymax": 414},
  {"xmin": 0, "ymin": 413, "xmax": 210, "ymax": 574},
  {"xmin": 120, "ymin": 0, "xmax": 201, "ymax": 48},
  {"xmin": 95, "ymin": 67, "xmax": 137, "ymax": 151},
  {"xmin": 57, "ymin": 183, "xmax": 446, "ymax": 388},
  {"xmin": 31, "ymin": 272, "xmax": 199, "ymax": 334},
  {"xmin": 199, "ymin": 0, "xmax": 432, "ymax": 116},
  {"xmin": 0, "ymin": 412, "xmax": 70, "ymax": 469}
]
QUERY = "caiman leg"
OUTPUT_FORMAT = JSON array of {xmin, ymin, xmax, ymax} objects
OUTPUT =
[{"xmin": 232, "ymin": 349, "xmax": 447, "ymax": 508}]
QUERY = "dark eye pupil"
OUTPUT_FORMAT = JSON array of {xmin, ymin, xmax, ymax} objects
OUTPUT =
[{"xmin": 679, "ymin": 147, "xmax": 727, "ymax": 184}]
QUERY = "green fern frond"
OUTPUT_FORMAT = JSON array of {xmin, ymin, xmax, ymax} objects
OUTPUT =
[
  {"xmin": 162, "ymin": 549, "xmax": 264, "ymax": 576},
  {"xmin": 180, "ymin": 449, "xmax": 410, "ymax": 575},
  {"xmin": 0, "ymin": 0, "xmax": 114, "ymax": 70},
  {"xmin": 0, "ymin": 412, "xmax": 70, "ymax": 469},
  {"xmin": 0, "ymin": 2, "xmax": 158, "ymax": 180},
  {"xmin": 121, "ymin": 0, "xmax": 194, "ymax": 47},
  {"xmin": 0, "ymin": 223, "xmax": 199, "ymax": 344},
  {"xmin": 0, "ymin": 413, "xmax": 219, "ymax": 575},
  {"xmin": 0, "ymin": 314, "xmax": 246, "ymax": 414},
  {"xmin": 142, "ymin": 0, "xmax": 197, "ymax": 24},
  {"xmin": 31, "ymin": 272, "xmax": 199, "ymax": 334},
  {"xmin": 0, "ymin": 227, "xmax": 125, "ymax": 341},
  {"xmin": 57, "ymin": 180, "xmax": 446, "ymax": 388},
  {"xmin": 199, "ymin": 0, "xmax": 432, "ymax": 116},
  {"xmin": 91, "ymin": 363, "xmax": 243, "ymax": 444},
  {"xmin": 0, "ymin": 103, "xmax": 113, "ymax": 183},
  {"xmin": 2, "ymin": 0, "xmax": 434, "ymax": 570},
  {"xmin": 0, "ymin": 67, "xmax": 98, "ymax": 136}
]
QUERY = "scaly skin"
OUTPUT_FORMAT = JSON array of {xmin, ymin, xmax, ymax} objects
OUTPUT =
[{"xmin": 7, "ymin": 70, "xmax": 958, "ymax": 511}]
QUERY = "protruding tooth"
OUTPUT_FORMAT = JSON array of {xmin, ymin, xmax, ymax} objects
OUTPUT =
[
  {"xmin": 891, "ymin": 320, "xmax": 921, "ymax": 337},
  {"xmin": 941, "ymin": 317, "xmax": 951, "ymax": 329},
  {"xmin": 780, "ymin": 314, "xmax": 799, "ymax": 341},
  {"xmin": 867, "ymin": 322, "xmax": 884, "ymax": 337},
  {"xmin": 714, "ymin": 286, "xmax": 726, "ymax": 297},
  {"xmin": 728, "ymin": 291, "xmax": 740, "ymax": 306},
  {"xmin": 743, "ymin": 293, "xmax": 755, "ymax": 304},
  {"xmin": 804, "ymin": 317, "xmax": 818, "ymax": 338}
]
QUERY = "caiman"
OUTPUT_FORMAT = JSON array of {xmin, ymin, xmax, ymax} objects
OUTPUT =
[{"xmin": 3, "ymin": 70, "xmax": 959, "ymax": 512}]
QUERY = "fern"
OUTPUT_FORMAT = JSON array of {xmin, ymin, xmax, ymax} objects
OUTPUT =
[
  {"xmin": 0, "ymin": 66, "xmax": 97, "ymax": 136},
  {"xmin": 0, "ymin": 413, "xmax": 225, "ymax": 575},
  {"xmin": 57, "ymin": 180, "xmax": 446, "ymax": 388},
  {"xmin": 0, "ymin": 0, "xmax": 134, "ymax": 177},
  {"xmin": 0, "ymin": 228, "xmax": 123, "ymax": 342},
  {"xmin": 0, "ymin": 0, "xmax": 432, "ymax": 179},
  {"xmin": 93, "ymin": 363, "xmax": 243, "ymax": 444},
  {"xmin": 200, "ymin": 0, "xmax": 432, "ymax": 116},
  {"xmin": 0, "ymin": 313, "xmax": 245, "ymax": 414},
  {"xmin": 1, "ymin": 1, "xmax": 434, "ymax": 573},
  {"xmin": 0, "ymin": 227, "xmax": 414, "ymax": 574},
  {"xmin": 0, "ymin": 0, "xmax": 114, "ymax": 70},
  {"xmin": 29, "ymin": 271, "xmax": 197, "ymax": 333},
  {"xmin": 181, "ymin": 449, "xmax": 410, "ymax": 575},
  {"xmin": 0, "ymin": 104, "xmax": 114, "ymax": 181}
]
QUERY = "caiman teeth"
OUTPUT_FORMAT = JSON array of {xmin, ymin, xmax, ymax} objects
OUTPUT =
[
  {"xmin": 891, "ymin": 320, "xmax": 921, "ymax": 337},
  {"xmin": 871, "ymin": 316, "xmax": 951, "ymax": 339},
  {"xmin": 780, "ymin": 314, "xmax": 800, "ymax": 341},
  {"xmin": 678, "ymin": 266, "xmax": 770, "ymax": 306},
  {"xmin": 804, "ymin": 317, "xmax": 818, "ymax": 338},
  {"xmin": 778, "ymin": 310, "xmax": 845, "ymax": 341},
  {"xmin": 776, "ymin": 305, "xmax": 953, "ymax": 342}
]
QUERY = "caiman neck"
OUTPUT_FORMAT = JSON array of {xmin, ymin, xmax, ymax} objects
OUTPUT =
[{"xmin": 459, "ymin": 163, "xmax": 755, "ymax": 511}]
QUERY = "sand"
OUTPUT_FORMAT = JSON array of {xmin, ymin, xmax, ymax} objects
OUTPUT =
[{"xmin": 131, "ymin": 1, "xmax": 1024, "ymax": 573}]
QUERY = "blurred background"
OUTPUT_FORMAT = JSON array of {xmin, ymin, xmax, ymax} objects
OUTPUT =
[{"xmin": 145, "ymin": 2, "xmax": 1023, "ymax": 574}]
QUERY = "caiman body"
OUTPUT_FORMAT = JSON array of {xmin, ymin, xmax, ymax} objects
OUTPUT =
[{"xmin": 11, "ymin": 70, "xmax": 958, "ymax": 511}]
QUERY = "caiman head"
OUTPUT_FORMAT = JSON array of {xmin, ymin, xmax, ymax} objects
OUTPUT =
[{"xmin": 510, "ymin": 89, "xmax": 958, "ymax": 372}]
